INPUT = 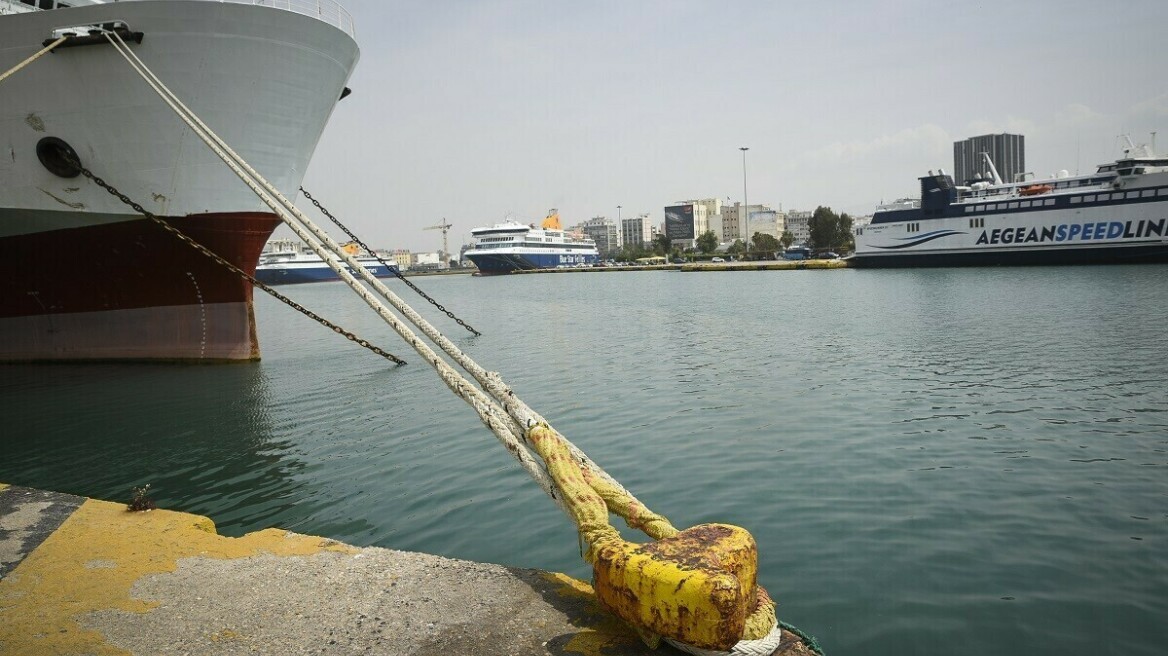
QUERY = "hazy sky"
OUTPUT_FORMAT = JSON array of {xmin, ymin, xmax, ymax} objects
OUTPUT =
[{"xmin": 292, "ymin": 0, "xmax": 1168, "ymax": 252}]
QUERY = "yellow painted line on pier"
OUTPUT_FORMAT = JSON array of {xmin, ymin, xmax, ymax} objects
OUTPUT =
[{"xmin": 0, "ymin": 497, "xmax": 356, "ymax": 655}]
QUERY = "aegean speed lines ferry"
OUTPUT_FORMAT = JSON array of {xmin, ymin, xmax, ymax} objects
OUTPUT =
[{"xmin": 851, "ymin": 136, "xmax": 1168, "ymax": 267}]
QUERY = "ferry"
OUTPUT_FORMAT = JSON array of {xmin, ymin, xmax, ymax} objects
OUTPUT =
[
  {"xmin": 0, "ymin": 0, "xmax": 359, "ymax": 361},
  {"xmin": 851, "ymin": 136, "xmax": 1168, "ymax": 267},
  {"xmin": 254, "ymin": 241, "xmax": 397, "ymax": 285},
  {"xmin": 464, "ymin": 210, "xmax": 599, "ymax": 274}
]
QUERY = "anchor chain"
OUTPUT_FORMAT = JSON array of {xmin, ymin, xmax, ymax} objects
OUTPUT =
[
  {"xmin": 298, "ymin": 186, "xmax": 481, "ymax": 337},
  {"xmin": 70, "ymin": 159, "xmax": 407, "ymax": 365}
]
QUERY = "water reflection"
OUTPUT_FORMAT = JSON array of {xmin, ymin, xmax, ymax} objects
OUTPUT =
[{"xmin": 0, "ymin": 362, "xmax": 335, "ymax": 537}]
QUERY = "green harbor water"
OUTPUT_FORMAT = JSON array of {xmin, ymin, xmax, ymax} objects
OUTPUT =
[{"xmin": 3, "ymin": 265, "xmax": 1166, "ymax": 655}]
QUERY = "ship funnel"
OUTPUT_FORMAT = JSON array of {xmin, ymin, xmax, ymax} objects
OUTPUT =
[{"xmin": 541, "ymin": 209, "xmax": 562, "ymax": 230}]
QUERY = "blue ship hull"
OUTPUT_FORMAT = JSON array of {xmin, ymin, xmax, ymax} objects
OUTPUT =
[
  {"xmin": 467, "ymin": 251, "xmax": 599, "ymax": 274},
  {"xmin": 254, "ymin": 262, "xmax": 398, "ymax": 285}
]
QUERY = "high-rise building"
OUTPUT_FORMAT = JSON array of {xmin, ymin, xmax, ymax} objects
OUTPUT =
[
  {"xmin": 663, "ymin": 202, "xmax": 711, "ymax": 250},
  {"xmin": 785, "ymin": 210, "xmax": 812, "ymax": 246},
  {"xmin": 621, "ymin": 214, "xmax": 654, "ymax": 249},
  {"xmin": 954, "ymin": 133, "xmax": 1026, "ymax": 185},
  {"xmin": 579, "ymin": 216, "xmax": 621, "ymax": 255}
]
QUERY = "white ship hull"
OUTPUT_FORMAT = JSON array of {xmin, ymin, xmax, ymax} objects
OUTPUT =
[{"xmin": 0, "ymin": 0, "xmax": 360, "ymax": 361}]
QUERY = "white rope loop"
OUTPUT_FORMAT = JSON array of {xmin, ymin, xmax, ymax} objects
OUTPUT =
[{"xmin": 666, "ymin": 621, "xmax": 782, "ymax": 656}]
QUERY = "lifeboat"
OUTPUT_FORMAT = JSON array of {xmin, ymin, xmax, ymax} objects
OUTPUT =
[{"xmin": 1019, "ymin": 184, "xmax": 1054, "ymax": 196}]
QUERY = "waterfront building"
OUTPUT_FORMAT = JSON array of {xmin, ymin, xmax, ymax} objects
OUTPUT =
[
  {"xmin": 621, "ymin": 213, "xmax": 654, "ymax": 249},
  {"xmin": 785, "ymin": 210, "xmax": 812, "ymax": 246},
  {"xmin": 724, "ymin": 203, "xmax": 782, "ymax": 243},
  {"xmin": 579, "ymin": 216, "xmax": 622, "ymax": 255},
  {"xmin": 391, "ymin": 249, "xmax": 412, "ymax": 270},
  {"xmin": 953, "ymin": 133, "xmax": 1026, "ymax": 185},
  {"xmin": 663, "ymin": 202, "xmax": 711, "ymax": 250},
  {"xmin": 413, "ymin": 252, "xmax": 440, "ymax": 269},
  {"xmin": 747, "ymin": 208, "xmax": 784, "ymax": 242},
  {"xmin": 723, "ymin": 202, "xmax": 774, "ymax": 242}
]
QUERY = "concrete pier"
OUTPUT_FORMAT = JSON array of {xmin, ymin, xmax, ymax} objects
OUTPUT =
[{"xmin": 0, "ymin": 483, "xmax": 817, "ymax": 655}]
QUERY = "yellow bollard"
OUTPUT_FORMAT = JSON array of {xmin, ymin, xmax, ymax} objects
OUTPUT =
[
  {"xmin": 526, "ymin": 423, "xmax": 766, "ymax": 650},
  {"xmin": 592, "ymin": 523, "xmax": 758, "ymax": 651}
]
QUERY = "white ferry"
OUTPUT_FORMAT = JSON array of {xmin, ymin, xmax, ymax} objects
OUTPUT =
[
  {"xmin": 255, "ymin": 241, "xmax": 396, "ymax": 285},
  {"xmin": 851, "ymin": 136, "xmax": 1168, "ymax": 267},
  {"xmin": 464, "ymin": 210, "xmax": 599, "ymax": 274}
]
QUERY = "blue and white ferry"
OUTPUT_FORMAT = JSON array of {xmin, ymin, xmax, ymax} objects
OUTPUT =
[
  {"xmin": 464, "ymin": 210, "xmax": 599, "ymax": 274},
  {"xmin": 254, "ymin": 241, "xmax": 397, "ymax": 285},
  {"xmin": 852, "ymin": 136, "xmax": 1168, "ymax": 267}
]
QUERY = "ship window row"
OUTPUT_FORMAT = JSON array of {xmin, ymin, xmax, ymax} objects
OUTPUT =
[
  {"xmin": 20, "ymin": 0, "xmax": 72, "ymax": 8},
  {"xmin": 1069, "ymin": 188, "xmax": 1164, "ymax": 203},
  {"xmin": 474, "ymin": 242, "xmax": 594, "ymax": 250},
  {"xmin": 906, "ymin": 222, "xmax": 921, "ymax": 232},
  {"xmin": 965, "ymin": 198, "xmax": 1058, "ymax": 213},
  {"xmin": 968, "ymin": 217, "xmax": 985, "ymax": 228}
]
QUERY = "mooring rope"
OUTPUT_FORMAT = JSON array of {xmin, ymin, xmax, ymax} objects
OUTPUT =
[
  {"xmin": 98, "ymin": 29, "xmax": 787, "ymax": 654},
  {"xmin": 0, "ymin": 35, "xmax": 66, "ymax": 86},
  {"xmin": 297, "ymin": 186, "xmax": 481, "ymax": 337}
]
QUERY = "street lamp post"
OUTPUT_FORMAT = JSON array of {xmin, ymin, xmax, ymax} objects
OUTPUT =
[
  {"xmin": 616, "ymin": 203, "xmax": 626, "ymax": 259},
  {"xmin": 616, "ymin": 205, "xmax": 622, "ymax": 259},
  {"xmin": 740, "ymin": 147, "xmax": 749, "ymax": 258}
]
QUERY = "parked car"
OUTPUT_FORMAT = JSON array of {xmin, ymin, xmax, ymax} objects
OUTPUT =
[
  {"xmin": 817, "ymin": 251, "xmax": 840, "ymax": 259},
  {"xmin": 711, "ymin": 257, "xmax": 724, "ymax": 262}
]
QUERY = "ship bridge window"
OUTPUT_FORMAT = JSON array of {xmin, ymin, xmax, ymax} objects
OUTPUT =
[
  {"xmin": 1142, "ymin": 190, "xmax": 1155, "ymax": 197},
  {"xmin": 1070, "ymin": 197, "xmax": 1081, "ymax": 204},
  {"xmin": 1159, "ymin": 188, "xmax": 1168, "ymax": 196},
  {"xmin": 1043, "ymin": 199, "xmax": 1055, "ymax": 206}
]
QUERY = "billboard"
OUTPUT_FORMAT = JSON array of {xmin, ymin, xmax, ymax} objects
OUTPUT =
[{"xmin": 664, "ymin": 204, "xmax": 695, "ymax": 240}]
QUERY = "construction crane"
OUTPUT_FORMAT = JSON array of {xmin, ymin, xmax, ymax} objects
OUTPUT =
[{"xmin": 423, "ymin": 219, "xmax": 452, "ymax": 269}]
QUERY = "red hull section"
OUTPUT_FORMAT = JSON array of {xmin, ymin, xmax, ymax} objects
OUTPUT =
[{"xmin": 0, "ymin": 212, "xmax": 280, "ymax": 362}]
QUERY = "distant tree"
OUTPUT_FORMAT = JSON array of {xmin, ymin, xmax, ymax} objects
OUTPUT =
[
  {"xmin": 728, "ymin": 239, "xmax": 746, "ymax": 257},
  {"xmin": 652, "ymin": 233, "xmax": 672, "ymax": 255},
  {"xmin": 808, "ymin": 208, "xmax": 857, "ymax": 253},
  {"xmin": 751, "ymin": 232, "xmax": 780, "ymax": 257},
  {"xmin": 809, "ymin": 206, "xmax": 847, "ymax": 252},
  {"xmin": 696, "ymin": 230, "xmax": 718, "ymax": 254},
  {"xmin": 838, "ymin": 213, "xmax": 856, "ymax": 253},
  {"xmin": 780, "ymin": 230, "xmax": 795, "ymax": 250},
  {"xmin": 620, "ymin": 244, "xmax": 649, "ymax": 261}
]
